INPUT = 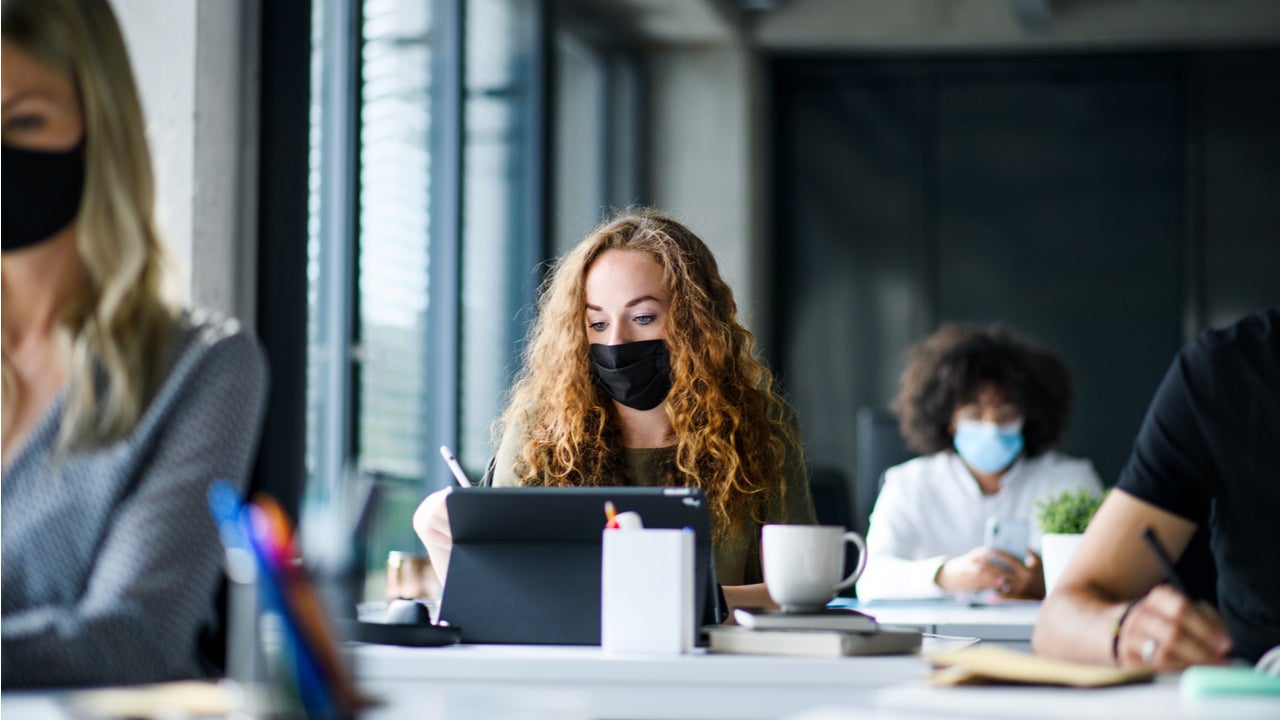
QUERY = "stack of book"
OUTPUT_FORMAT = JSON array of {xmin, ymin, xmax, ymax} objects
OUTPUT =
[{"xmin": 705, "ymin": 607, "xmax": 922, "ymax": 658}]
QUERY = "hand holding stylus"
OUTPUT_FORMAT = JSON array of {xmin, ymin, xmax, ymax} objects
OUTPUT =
[
  {"xmin": 1113, "ymin": 527, "xmax": 1232, "ymax": 670},
  {"xmin": 411, "ymin": 446, "xmax": 474, "ymax": 586}
]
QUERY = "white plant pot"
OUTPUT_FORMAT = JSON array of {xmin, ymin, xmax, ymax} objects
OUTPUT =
[{"xmin": 1041, "ymin": 533, "xmax": 1086, "ymax": 597}]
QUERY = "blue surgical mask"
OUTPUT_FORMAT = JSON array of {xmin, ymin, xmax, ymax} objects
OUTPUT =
[{"xmin": 953, "ymin": 419, "xmax": 1024, "ymax": 474}]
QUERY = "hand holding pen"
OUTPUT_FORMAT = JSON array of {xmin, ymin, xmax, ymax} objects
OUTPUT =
[
  {"xmin": 410, "ymin": 446, "xmax": 474, "ymax": 587},
  {"xmin": 1113, "ymin": 526, "xmax": 1232, "ymax": 670}
]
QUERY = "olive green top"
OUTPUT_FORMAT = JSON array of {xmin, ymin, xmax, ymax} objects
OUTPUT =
[{"xmin": 491, "ymin": 411, "xmax": 818, "ymax": 586}]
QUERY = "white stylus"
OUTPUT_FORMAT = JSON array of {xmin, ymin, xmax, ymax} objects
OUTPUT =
[{"xmin": 439, "ymin": 445, "xmax": 473, "ymax": 487}]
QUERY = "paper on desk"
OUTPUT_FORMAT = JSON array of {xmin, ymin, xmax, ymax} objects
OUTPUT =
[
  {"xmin": 67, "ymin": 680, "xmax": 265, "ymax": 718},
  {"xmin": 927, "ymin": 645, "xmax": 1155, "ymax": 687},
  {"xmin": 66, "ymin": 676, "xmax": 286, "ymax": 712}
]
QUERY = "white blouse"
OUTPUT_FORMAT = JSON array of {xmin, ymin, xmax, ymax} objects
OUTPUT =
[{"xmin": 856, "ymin": 450, "xmax": 1103, "ymax": 600}]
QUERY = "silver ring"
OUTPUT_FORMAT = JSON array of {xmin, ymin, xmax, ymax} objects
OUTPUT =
[{"xmin": 1140, "ymin": 638, "xmax": 1158, "ymax": 665}]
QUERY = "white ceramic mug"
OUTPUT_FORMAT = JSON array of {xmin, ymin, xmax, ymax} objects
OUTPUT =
[{"xmin": 761, "ymin": 524, "xmax": 868, "ymax": 612}]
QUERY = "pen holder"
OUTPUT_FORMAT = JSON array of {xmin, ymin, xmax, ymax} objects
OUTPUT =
[
  {"xmin": 600, "ymin": 528, "xmax": 695, "ymax": 655},
  {"xmin": 224, "ymin": 545, "xmax": 274, "ymax": 717}
]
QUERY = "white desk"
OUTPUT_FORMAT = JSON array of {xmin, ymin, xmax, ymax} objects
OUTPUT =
[
  {"xmin": 350, "ymin": 642, "xmax": 1278, "ymax": 720},
  {"xmin": 0, "ymin": 694, "xmax": 73, "ymax": 719},
  {"xmin": 353, "ymin": 642, "xmax": 926, "ymax": 720},
  {"xmin": 5, "ymin": 647, "xmax": 1278, "ymax": 720}
]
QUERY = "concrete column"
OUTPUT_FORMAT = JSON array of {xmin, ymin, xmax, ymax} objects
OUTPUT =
[
  {"xmin": 648, "ymin": 43, "xmax": 764, "ymax": 335},
  {"xmin": 110, "ymin": 0, "xmax": 260, "ymax": 326}
]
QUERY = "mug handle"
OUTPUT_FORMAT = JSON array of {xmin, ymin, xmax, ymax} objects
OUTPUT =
[{"xmin": 834, "ymin": 531, "xmax": 868, "ymax": 592}]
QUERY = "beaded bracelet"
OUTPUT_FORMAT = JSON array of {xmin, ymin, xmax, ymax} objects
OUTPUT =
[{"xmin": 1112, "ymin": 598, "xmax": 1141, "ymax": 664}]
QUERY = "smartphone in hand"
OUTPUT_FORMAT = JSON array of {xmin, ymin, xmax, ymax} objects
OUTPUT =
[{"xmin": 984, "ymin": 517, "xmax": 1029, "ymax": 571}]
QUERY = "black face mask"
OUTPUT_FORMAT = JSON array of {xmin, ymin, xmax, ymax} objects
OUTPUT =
[
  {"xmin": 589, "ymin": 339, "xmax": 673, "ymax": 411},
  {"xmin": 2, "ymin": 141, "xmax": 86, "ymax": 253}
]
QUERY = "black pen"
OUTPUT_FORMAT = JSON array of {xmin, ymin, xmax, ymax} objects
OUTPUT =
[{"xmin": 1141, "ymin": 526, "xmax": 1192, "ymax": 599}]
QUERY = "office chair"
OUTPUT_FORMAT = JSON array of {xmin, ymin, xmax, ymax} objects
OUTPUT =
[
  {"xmin": 854, "ymin": 407, "xmax": 915, "ymax": 537},
  {"xmin": 809, "ymin": 465, "xmax": 853, "ymax": 530}
]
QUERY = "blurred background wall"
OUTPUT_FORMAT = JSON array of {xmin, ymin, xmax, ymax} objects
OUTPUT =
[{"xmin": 109, "ymin": 0, "xmax": 1280, "ymax": 593}]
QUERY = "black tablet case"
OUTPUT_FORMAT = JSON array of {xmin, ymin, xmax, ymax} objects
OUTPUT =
[{"xmin": 438, "ymin": 486, "xmax": 713, "ymax": 645}]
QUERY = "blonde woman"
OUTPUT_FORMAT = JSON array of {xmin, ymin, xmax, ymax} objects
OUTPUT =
[
  {"xmin": 2, "ymin": 0, "xmax": 267, "ymax": 687},
  {"xmin": 415, "ymin": 210, "xmax": 816, "ymax": 612}
]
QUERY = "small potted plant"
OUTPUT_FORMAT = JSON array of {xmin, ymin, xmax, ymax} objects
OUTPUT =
[{"xmin": 1035, "ymin": 488, "xmax": 1106, "ymax": 596}]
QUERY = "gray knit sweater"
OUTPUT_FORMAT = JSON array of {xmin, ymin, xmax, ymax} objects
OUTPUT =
[{"xmin": 1, "ymin": 312, "xmax": 268, "ymax": 688}]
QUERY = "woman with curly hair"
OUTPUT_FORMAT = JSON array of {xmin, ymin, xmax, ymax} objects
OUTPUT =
[
  {"xmin": 414, "ymin": 210, "xmax": 816, "ymax": 612},
  {"xmin": 855, "ymin": 324, "xmax": 1101, "ymax": 601}
]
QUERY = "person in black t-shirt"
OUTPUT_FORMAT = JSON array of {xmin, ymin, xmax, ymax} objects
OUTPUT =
[{"xmin": 1033, "ymin": 307, "xmax": 1280, "ymax": 670}]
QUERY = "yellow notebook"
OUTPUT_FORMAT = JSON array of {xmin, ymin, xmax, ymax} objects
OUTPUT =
[
  {"xmin": 928, "ymin": 645, "xmax": 1155, "ymax": 687},
  {"xmin": 68, "ymin": 681, "xmax": 238, "ymax": 718}
]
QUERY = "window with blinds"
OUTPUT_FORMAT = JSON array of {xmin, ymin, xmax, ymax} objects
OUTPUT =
[
  {"xmin": 305, "ymin": 0, "xmax": 544, "ymax": 600},
  {"xmin": 357, "ymin": 0, "xmax": 434, "ymax": 481},
  {"xmin": 306, "ymin": 0, "xmax": 441, "ymax": 597},
  {"xmin": 459, "ymin": 0, "xmax": 541, "ymax": 474}
]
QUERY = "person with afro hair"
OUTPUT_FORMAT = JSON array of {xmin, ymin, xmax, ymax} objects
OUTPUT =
[{"xmin": 856, "ymin": 324, "xmax": 1102, "ymax": 601}]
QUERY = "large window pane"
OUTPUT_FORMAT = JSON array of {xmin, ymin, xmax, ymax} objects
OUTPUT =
[
  {"xmin": 305, "ymin": 0, "xmax": 576, "ymax": 599},
  {"xmin": 355, "ymin": 0, "xmax": 437, "ymax": 599},
  {"xmin": 550, "ymin": 24, "xmax": 645, "ymax": 256},
  {"xmin": 308, "ymin": 0, "xmax": 439, "ymax": 601},
  {"xmin": 305, "ymin": 0, "xmax": 553, "ymax": 602},
  {"xmin": 552, "ymin": 31, "xmax": 607, "ymax": 255},
  {"xmin": 358, "ymin": 0, "xmax": 433, "ymax": 479},
  {"xmin": 459, "ymin": 0, "xmax": 540, "ymax": 474}
]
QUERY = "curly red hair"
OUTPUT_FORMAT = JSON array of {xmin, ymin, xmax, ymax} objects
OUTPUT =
[{"xmin": 498, "ymin": 209, "xmax": 796, "ymax": 543}]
